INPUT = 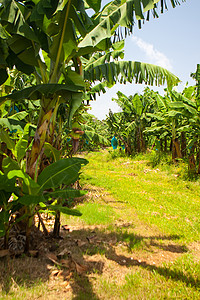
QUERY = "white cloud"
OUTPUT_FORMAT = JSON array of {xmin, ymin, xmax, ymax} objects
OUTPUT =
[{"xmin": 131, "ymin": 36, "xmax": 173, "ymax": 71}]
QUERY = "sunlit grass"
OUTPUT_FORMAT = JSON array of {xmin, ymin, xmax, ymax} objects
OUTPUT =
[
  {"xmin": 80, "ymin": 150, "xmax": 200, "ymax": 243},
  {"xmin": 95, "ymin": 254, "xmax": 200, "ymax": 300},
  {"xmin": 1, "ymin": 150, "xmax": 200, "ymax": 299},
  {"xmin": 65, "ymin": 202, "xmax": 116, "ymax": 225}
]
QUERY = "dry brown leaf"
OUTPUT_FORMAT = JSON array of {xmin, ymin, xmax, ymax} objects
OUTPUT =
[
  {"xmin": 75, "ymin": 239, "xmax": 87, "ymax": 247},
  {"xmin": 57, "ymin": 249, "xmax": 70, "ymax": 258},
  {"xmin": 60, "ymin": 259, "xmax": 70, "ymax": 268},
  {"xmin": 46, "ymin": 252, "xmax": 62, "ymax": 266},
  {"xmin": 109, "ymin": 237, "xmax": 117, "ymax": 245},
  {"xmin": 86, "ymin": 235, "xmax": 96, "ymax": 244},
  {"xmin": 51, "ymin": 270, "xmax": 61, "ymax": 276},
  {"xmin": 60, "ymin": 281, "xmax": 71, "ymax": 290},
  {"xmin": 28, "ymin": 250, "xmax": 39, "ymax": 257},
  {"xmin": 63, "ymin": 272, "xmax": 73, "ymax": 281},
  {"xmin": 72, "ymin": 259, "xmax": 88, "ymax": 274},
  {"xmin": 0, "ymin": 249, "xmax": 10, "ymax": 257}
]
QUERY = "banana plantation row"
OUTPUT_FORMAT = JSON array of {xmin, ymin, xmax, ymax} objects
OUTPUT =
[
  {"xmin": 0, "ymin": 0, "xmax": 190, "ymax": 254},
  {"xmin": 83, "ymin": 68, "xmax": 200, "ymax": 175}
]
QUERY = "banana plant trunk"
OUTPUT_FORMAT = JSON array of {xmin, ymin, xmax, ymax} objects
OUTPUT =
[
  {"xmin": 181, "ymin": 132, "xmax": 187, "ymax": 157},
  {"xmin": 197, "ymin": 142, "xmax": 200, "ymax": 174},
  {"xmin": 53, "ymin": 211, "xmax": 61, "ymax": 238},
  {"xmin": 188, "ymin": 145, "xmax": 196, "ymax": 174},
  {"xmin": 4, "ymin": 224, "xmax": 10, "ymax": 249},
  {"xmin": 172, "ymin": 138, "xmax": 182, "ymax": 161},
  {"xmin": 140, "ymin": 130, "xmax": 146, "ymax": 152},
  {"xmin": 24, "ymin": 98, "xmax": 56, "ymax": 251},
  {"xmin": 160, "ymin": 139, "xmax": 163, "ymax": 152},
  {"xmin": 174, "ymin": 138, "xmax": 182, "ymax": 158},
  {"xmin": 136, "ymin": 125, "xmax": 146, "ymax": 153},
  {"xmin": 125, "ymin": 138, "xmax": 132, "ymax": 155},
  {"xmin": 164, "ymin": 136, "xmax": 167, "ymax": 152},
  {"xmin": 26, "ymin": 99, "xmax": 55, "ymax": 179}
]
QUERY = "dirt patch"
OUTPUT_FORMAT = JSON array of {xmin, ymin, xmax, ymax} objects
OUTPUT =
[{"xmin": 188, "ymin": 242, "xmax": 200, "ymax": 261}]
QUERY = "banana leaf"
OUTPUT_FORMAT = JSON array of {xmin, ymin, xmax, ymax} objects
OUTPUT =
[{"xmin": 37, "ymin": 157, "xmax": 88, "ymax": 192}]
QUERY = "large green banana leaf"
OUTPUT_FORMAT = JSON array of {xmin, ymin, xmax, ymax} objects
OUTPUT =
[
  {"xmin": 84, "ymin": 60, "xmax": 180, "ymax": 87},
  {"xmin": 37, "ymin": 157, "xmax": 88, "ymax": 192},
  {"xmin": 46, "ymin": 205, "xmax": 82, "ymax": 216},
  {"xmin": 79, "ymin": 0, "xmax": 186, "ymax": 49},
  {"xmin": 0, "ymin": 83, "xmax": 84, "ymax": 103},
  {"xmin": 43, "ymin": 188, "xmax": 86, "ymax": 199},
  {"xmin": 0, "ymin": 0, "xmax": 38, "ymax": 41}
]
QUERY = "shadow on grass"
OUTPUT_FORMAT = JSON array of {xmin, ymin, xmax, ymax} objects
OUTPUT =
[
  {"xmin": 0, "ymin": 255, "xmax": 51, "ymax": 294},
  {"xmin": 105, "ymin": 250, "xmax": 200, "ymax": 290},
  {"xmin": 0, "ymin": 225, "xmax": 198, "ymax": 299},
  {"xmin": 67, "ymin": 226, "xmax": 199, "ymax": 298}
]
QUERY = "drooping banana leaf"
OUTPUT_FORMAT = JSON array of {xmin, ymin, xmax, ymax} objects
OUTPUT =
[
  {"xmin": 0, "ymin": 0, "xmax": 38, "ymax": 41},
  {"xmin": 79, "ymin": 0, "xmax": 186, "ymax": 48},
  {"xmin": 0, "ymin": 128, "xmax": 15, "ymax": 150},
  {"xmin": 44, "ymin": 142, "xmax": 60, "ymax": 162},
  {"xmin": 37, "ymin": 157, "xmax": 88, "ymax": 192},
  {"xmin": 0, "ymin": 117, "xmax": 36, "ymax": 133},
  {"xmin": 84, "ymin": 61, "xmax": 180, "ymax": 88},
  {"xmin": 0, "ymin": 83, "xmax": 84, "ymax": 103},
  {"xmin": 18, "ymin": 194, "xmax": 46, "ymax": 205},
  {"xmin": 7, "ymin": 169, "xmax": 40, "ymax": 195},
  {"xmin": 45, "ymin": 204, "xmax": 82, "ymax": 216},
  {"xmin": 44, "ymin": 188, "xmax": 86, "ymax": 199}
]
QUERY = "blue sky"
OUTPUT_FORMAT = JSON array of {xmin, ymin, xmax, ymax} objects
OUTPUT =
[{"xmin": 90, "ymin": 0, "xmax": 200, "ymax": 120}]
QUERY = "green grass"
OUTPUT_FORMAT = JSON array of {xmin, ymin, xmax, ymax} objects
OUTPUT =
[
  {"xmin": 63, "ymin": 150, "xmax": 200, "ymax": 299},
  {"xmin": 0, "ymin": 279, "xmax": 47, "ymax": 300},
  {"xmin": 97, "ymin": 254, "xmax": 200, "ymax": 300},
  {"xmin": 65, "ymin": 202, "xmax": 116, "ymax": 226},
  {"xmin": 80, "ymin": 150, "xmax": 200, "ymax": 243},
  {"xmin": 1, "ymin": 149, "xmax": 200, "ymax": 300}
]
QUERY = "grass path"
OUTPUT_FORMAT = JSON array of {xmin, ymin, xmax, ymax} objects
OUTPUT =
[
  {"xmin": 63, "ymin": 150, "xmax": 200, "ymax": 299},
  {"xmin": 78, "ymin": 150, "xmax": 200, "ymax": 243},
  {"xmin": 0, "ymin": 150, "xmax": 200, "ymax": 299}
]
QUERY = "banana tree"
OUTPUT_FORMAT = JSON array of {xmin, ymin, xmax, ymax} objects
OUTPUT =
[
  {"xmin": 145, "ymin": 87, "xmax": 198, "ymax": 162},
  {"xmin": 0, "ymin": 0, "xmax": 187, "ymax": 248},
  {"xmin": 81, "ymin": 113, "xmax": 109, "ymax": 149},
  {"xmin": 0, "ymin": 0, "xmax": 185, "ymax": 178},
  {"xmin": 0, "ymin": 105, "xmax": 88, "ymax": 248},
  {"xmin": 0, "ymin": 128, "xmax": 88, "ymax": 250},
  {"xmin": 109, "ymin": 88, "xmax": 156, "ymax": 153},
  {"xmin": 106, "ymin": 108, "xmax": 134, "ymax": 154}
]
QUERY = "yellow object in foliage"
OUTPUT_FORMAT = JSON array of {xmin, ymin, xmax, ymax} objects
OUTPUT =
[{"xmin": 71, "ymin": 121, "xmax": 84, "ymax": 140}]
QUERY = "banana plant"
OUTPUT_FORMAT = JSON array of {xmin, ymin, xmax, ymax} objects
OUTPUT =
[
  {"xmin": 1, "ymin": 153, "xmax": 88, "ymax": 250},
  {"xmin": 109, "ymin": 88, "xmax": 156, "ymax": 154},
  {"xmin": 0, "ymin": 0, "xmax": 187, "ymax": 245},
  {"xmin": 0, "ymin": 0, "xmax": 184, "ymax": 180},
  {"xmin": 106, "ymin": 109, "xmax": 134, "ymax": 154},
  {"xmin": 0, "ymin": 123, "xmax": 88, "ymax": 249},
  {"xmin": 145, "ymin": 87, "xmax": 198, "ymax": 161},
  {"xmin": 81, "ymin": 113, "xmax": 109, "ymax": 149}
]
